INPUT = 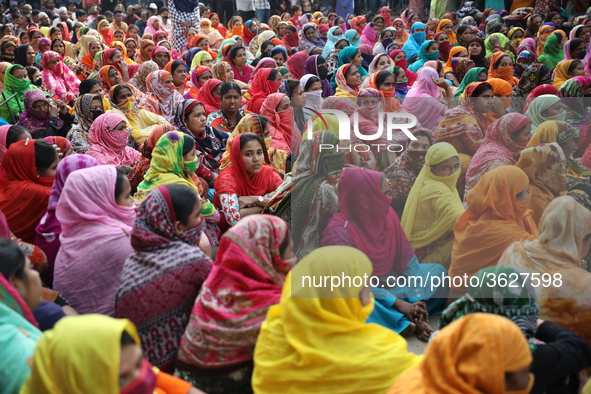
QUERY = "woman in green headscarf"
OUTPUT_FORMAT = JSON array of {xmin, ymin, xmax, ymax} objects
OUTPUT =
[
  {"xmin": 454, "ymin": 66, "xmax": 487, "ymax": 100},
  {"xmin": 484, "ymin": 33, "xmax": 514, "ymax": 60},
  {"xmin": 190, "ymin": 50, "xmax": 213, "ymax": 71},
  {"xmin": 217, "ymin": 38, "xmax": 237, "ymax": 59},
  {"xmin": 524, "ymin": 95, "xmax": 566, "ymax": 132},
  {"xmin": 537, "ymin": 32, "xmax": 565, "ymax": 68},
  {"xmin": 0, "ymin": 64, "xmax": 40, "ymax": 123}
]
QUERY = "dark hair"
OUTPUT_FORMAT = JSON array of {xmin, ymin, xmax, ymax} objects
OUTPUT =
[
  {"xmin": 414, "ymin": 130, "xmax": 429, "ymax": 140},
  {"xmin": 220, "ymin": 81, "xmax": 241, "ymax": 98},
  {"xmin": 114, "ymin": 9, "xmax": 123, "ymax": 15},
  {"xmin": 166, "ymin": 184, "xmax": 198, "ymax": 225},
  {"xmin": 494, "ymin": 55, "xmax": 511, "ymax": 69},
  {"xmin": 268, "ymin": 68, "xmax": 280, "ymax": 81},
  {"xmin": 49, "ymin": 26, "xmax": 61, "ymax": 37},
  {"xmin": 553, "ymin": 32, "xmax": 563, "ymax": 45},
  {"xmin": 161, "ymin": 7, "xmax": 169, "ymax": 13},
  {"xmin": 6, "ymin": 125, "xmax": 29, "ymax": 147},
  {"xmin": 492, "ymin": 23, "xmax": 506, "ymax": 33},
  {"xmin": 545, "ymin": 11, "xmax": 561, "ymax": 23},
  {"xmin": 10, "ymin": 64, "xmax": 24, "ymax": 76},
  {"xmin": 79, "ymin": 79, "xmax": 100, "ymax": 94},
  {"xmin": 457, "ymin": 25, "xmax": 470, "ymax": 36},
  {"xmin": 34, "ymin": 139, "xmax": 58, "ymax": 172},
  {"xmin": 229, "ymin": 45, "xmax": 245, "ymax": 62},
  {"xmin": 25, "ymin": 66, "xmax": 39, "ymax": 81},
  {"xmin": 279, "ymin": 229, "xmax": 291, "ymax": 257},
  {"xmin": 240, "ymin": 132, "xmax": 265, "ymax": 151},
  {"xmin": 182, "ymin": 134, "xmax": 195, "ymax": 155},
  {"xmin": 114, "ymin": 167, "xmax": 128, "ymax": 201},
  {"xmin": 51, "ymin": 38, "xmax": 65, "ymax": 51},
  {"xmin": 291, "ymin": 5, "xmax": 301, "ymax": 13},
  {"xmin": 570, "ymin": 38, "xmax": 585, "ymax": 56},
  {"xmin": 121, "ymin": 330, "xmax": 136, "ymax": 346},
  {"xmin": 105, "ymin": 10, "xmax": 113, "ymax": 17},
  {"xmin": 568, "ymin": 59, "xmax": 582, "ymax": 74},
  {"xmin": 113, "ymin": 84, "xmax": 132, "ymax": 103},
  {"xmin": 472, "ymin": 82, "xmax": 493, "ymax": 97},
  {"xmin": 75, "ymin": 9, "xmax": 86, "ymax": 18},
  {"xmin": 286, "ymin": 25, "xmax": 297, "ymax": 34},
  {"xmin": 376, "ymin": 70, "xmax": 395, "ymax": 86},
  {"xmin": 0, "ymin": 238, "xmax": 26, "ymax": 280},
  {"xmin": 304, "ymin": 75, "xmax": 320, "ymax": 90},
  {"xmin": 170, "ymin": 60, "xmax": 184, "ymax": 74},
  {"xmin": 427, "ymin": 41, "xmax": 438, "ymax": 51},
  {"xmin": 345, "ymin": 64, "xmax": 358, "ymax": 78}
]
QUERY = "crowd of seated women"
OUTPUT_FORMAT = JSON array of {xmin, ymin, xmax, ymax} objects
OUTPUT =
[{"xmin": 1, "ymin": 2, "xmax": 591, "ymax": 393}]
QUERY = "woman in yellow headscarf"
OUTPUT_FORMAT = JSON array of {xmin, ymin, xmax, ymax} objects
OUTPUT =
[
  {"xmin": 110, "ymin": 40, "xmax": 138, "ymax": 65},
  {"xmin": 20, "ymin": 314, "xmax": 201, "ymax": 393},
  {"xmin": 387, "ymin": 313, "xmax": 534, "ymax": 393},
  {"xmin": 252, "ymin": 246, "xmax": 422, "ymax": 394},
  {"xmin": 449, "ymin": 166, "xmax": 539, "ymax": 294},
  {"xmin": 401, "ymin": 142, "xmax": 465, "ymax": 269},
  {"xmin": 499, "ymin": 195, "xmax": 591, "ymax": 348},
  {"xmin": 553, "ymin": 59, "xmax": 585, "ymax": 89},
  {"xmin": 436, "ymin": 19, "xmax": 457, "ymax": 44}
]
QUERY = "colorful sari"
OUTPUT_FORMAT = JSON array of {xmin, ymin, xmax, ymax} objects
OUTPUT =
[
  {"xmin": 40, "ymin": 51, "xmax": 80, "ymax": 103},
  {"xmin": 67, "ymin": 93, "xmax": 102, "ymax": 154},
  {"xmin": 450, "ymin": 166, "xmax": 539, "ymax": 291},
  {"xmin": 17, "ymin": 89, "xmax": 64, "ymax": 135},
  {"xmin": 128, "ymin": 60, "xmax": 159, "ymax": 93},
  {"xmin": 115, "ymin": 185, "xmax": 213, "ymax": 372},
  {"xmin": 499, "ymin": 195, "xmax": 591, "ymax": 347},
  {"xmin": 252, "ymin": 246, "xmax": 422, "ymax": 394},
  {"xmin": 53, "ymin": 166, "xmax": 136, "ymax": 315},
  {"xmin": 35, "ymin": 155, "xmax": 98, "ymax": 287},
  {"xmin": 515, "ymin": 143, "xmax": 566, "ymax": 226}
]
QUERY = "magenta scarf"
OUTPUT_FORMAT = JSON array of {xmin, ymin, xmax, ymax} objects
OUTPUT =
[{"xmin": 322, "ymin": 167, "xmax": 415, "ymax": 276}]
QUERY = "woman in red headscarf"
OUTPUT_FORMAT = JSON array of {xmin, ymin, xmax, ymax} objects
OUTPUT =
[
  {"xmin": 195, "ymin": 78, "xmax": 222, "ymax": 116},
  {"xmin": 286, "ymin": 50, "xmax": 310, "ymax": 80},
  {"xmin": 0, "ymin": 138, "xmax": 57, "ymax": 243},
  {"xmin": 260, "ymin": 93, "xmax": 299, "ymax": 154},
  {"xmin": 245, "ymin": 68, "xmax": 283, "ymax": 114},
  {"xmin": 102, "ymin": 47, "xmax": 140, "ymax": 80},
  {"xmin": 350, "ymin": 16, "xmax": 367, "ymax": 34}
]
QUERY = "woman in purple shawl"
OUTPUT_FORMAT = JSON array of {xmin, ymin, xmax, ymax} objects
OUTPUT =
[
  {"xmin": 321, "ymin": 167, "xmax": 448, "ymax": 341},
  {"xmin": 304, "ymin": 54, "xmax": 334, "ymax": 97},
  {"xmin": 35, "ymin": 154, "xmax": 98, "ymax": 287}
]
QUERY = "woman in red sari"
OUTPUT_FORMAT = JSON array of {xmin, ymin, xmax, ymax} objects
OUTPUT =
[{"xmin": 0, "ymin": 139, "xmax": 58, "ymax": 243}]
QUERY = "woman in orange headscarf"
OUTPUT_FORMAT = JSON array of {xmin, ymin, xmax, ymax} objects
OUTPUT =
[
  {"xmin": 110, "ymin": 41, "xmax": 137, "ymax": 65},
  {"xmin": 536, "ymin": 24, "xmax": 555, "ymax": 57},
  {"xmin": 488, "ymin": 51, "xmax": 519, "ymax": 86},
  {"xmin": 442, "ymin": 46, "xmax": 467, "ymax": 73},
  {"xmin": 388, "ymin": 313, "xmax": 534, "ymax": 394},
  {"xmin": 436, "ymin": 19, "xmax": 457, "ymax": 44},
  {"xmin": 449, "ymin": 166, "xmax": 538, "ymax": 294},
  {"xmin": 225, "ymin": 16, "xmax": 244, "ymax": 39},
  {"xmin": 188, "ymin": 34, "xmax": 218, "ymax": 61}
]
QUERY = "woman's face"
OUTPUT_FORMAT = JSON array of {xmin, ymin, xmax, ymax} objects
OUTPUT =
[
  {"xmin": 511, "ymin": 29, "xmax": 524, "ymax": 39},
  {"xmin": 276, "ymin": 95, "xmax": 291, "ymax": 111},
  {"xmin": 578, "ymin": 27, "xmax": 591, "ymax": 43},
  {"xmin": 142, "ymin": 44, "xmax": 154, "ymax": 55},
  {"xmin": 394, "ymin": 51, "xmax": 406, "ymax": 61},
  {"xmin": 573, "ymin": 41, "xmax": 586, "ymax": 57},
  {"xmin": 211, "ymin": 84, "xmax": 221, "ymax": 97},
  {"xmin": 496, "ymin": 55, "xmax": 513, "ymax": 69},
  {"xmin": 116, "ymin": 87, "xmax": 133, "ymax": 104},
  {"xmin": 89, "ymin": 83, "xmax": 103, "ymax": 96},
  {"xmin": 3, "ymin": 44, "xmax": 14, "ymax": 56},
  {"xmin": 551, "ymin": 14, "xmax": 562, "ymax": 26},
  {"xmin": 38, "ymin": 152, "xmax": 59, "ymax": 178},
  {"xmin": 110, "ymin": 49, "xmax": 123, "ymax": 64},
  {"xmin": 115, "ymin": 173, "xmax": 134, "ymax": 207},
  {"xmin": 498, "ymin": 25, "xmax": 509, "ymax": 35},
  {"xmin": 426, "ymin": 42, "xmax": 439, "ymax": 53},
  {"xmin": 376, "ymin": 55, "xmax": 391, "ymax": 70},
  {"xmin": 152, "ymin": 19, "xmax": 160, "ymax": 30},
  {"xmin": 221, "ymin": 89, "xmax": 241, "ymax": 113},
  {"xmin": 345, "ymin": 66, "xmax": 361, "ymax": 88},
  {"xmin": 90, "ymin": 98, "xmax": 103, "ymax": 118},
  {"xmin": 186, "ymin": 104, "xmax": 207, "ymax": 134},
  {"xmin": 381, "ymin": 30, "xmax": 393, "ymax": 40},
  {"xmin": 51, "ymin": 31, "xmax": 62, "ymax": 40},
  {"xmin": 335, "ymin": 41, "xmax": 347, "ymax": 51},
  {"xmin": 12, "ymin": 68, "xmax": 28, "ymax": 79},
  {"xmin": 52, "ymin": 41, "xmax": 65, "ymax": 55},
  {"xmin": 456, "ymin": 49, "xmax": 468, "ymax": 58},
  {"xmin": 472, "ymin": 88, "xmax": 494, "ymax": 113},
  {"xmin": 441, "ymin": 23, "xmax": 452, "ymax": 31},
  {"xmin": 410, "ymin": 15, "xmax": 420, "ymax": 25},
  {"xmin": 31, "ymin": 99, "xmax": 49, "ymax": 113},
  {"xmin": 479, "ymin": 70, "xmax": 488, "ymax": 81},
  {"xmin": 114, "ymin": 31, "xmax": 124, "ymax": 41},
  {"xmin": 9, "ymin": 258, "xmax": 42, "ymax": 311},
  {"xmin": 108, "ymin": 67, "xmax": 121, "ymax": 86},
  {"xmin": 225, "ymin": 64, "xmax": 235, "ymax": 79},
  {"xmin": 242, "ymin": 139, "xmax": 265, "ymax": 175},
  {"xmin": 162, "ymin": 74, "xmax": 174, "ymax": 85},
  {"xmin": 532, "ymin": 16, "xmax": 543, "ymax": 29},
  {"xmin": 197, "ymin": 70, "xmax": 213, "ymax": 85},
  {"xmin": 468, "ymin": 41, "xmax": 482, "ymax": 56},
  {"xmin": 570, "ymin": 61, "xmax": 586, "ymax": 76},
  {"xmin": 394, "ymin": 21, "xmax": 404, "ymax": 30},
  {"xmin": 352, "ymin": 50, "xmax": 363, "ymax": 67},
  {"xmin": 233, "ymin": 48, "xmax": 247, "ymax": 66},
  {"xmin": 282, "ymin": 13, "xmax": 291, "ymax": 21},
  {"xmin": 437, "ymin": 32, "xmax": 449, "ymax": 43},
  {"xmin": 333, "ymin": 27, "xmax": 343, "ymax": 37},
  {"xmin": 172, "ymin": 66, "xmax": 187, "ymax": 86},
  {"xmin": 233, "ymin": 19, "xmax": 243, "ymax": 28},
  {"xmin": 429, "ymin": 155, "xmax": 461, "ymax": 177},
  {"xmin": 210, "ymin": 14, "xmax": 219, "ymax": 25},
  {"xmin": 154, "ymin": 33, "xmax": 166, "ymax": 42},
  {"xmin": 510, "ymin": 124, "xmax": 532, "ymax": 142},
  {"xmin": 278, "ymin": 24, "xmax": 287, "ymax": 36},
  {"xmin": 125, "ymin": 41, "xmax": 137, "ymax": 54},
  {"xmin": 541, "ymin": 101, "xmax": 564, "ymax": 117},
  {"xmin": 459, "ymin": 28, "xmax": 473, "ymax": 42},
  {"xmin": 154, "ymin": 52, "xmax": 169, "ymax": 67},
  {"xmin": 305, "ymin": 27, "xmax": 316, "ymax": 41},
  {"xmin": 25, "ymin": 46, "xmax": 35, "ymax": 65},
  {"xmin": 89, "ymin": 41, "xmax": 102, "ymax": 58},
  {"xmin": 30, "ymin": 31, "xmax": 41, "ymax": 45},
  {"xmin": 378, "ymin": 74, "xmax": 396, "ymax": 90},
  {"xmin": 306, "ymin": 80, "xmax": 322, "ymax": 92},
  {"xmin": 32, "ymin": 70, "xmax": 42, "ymax": 81}
]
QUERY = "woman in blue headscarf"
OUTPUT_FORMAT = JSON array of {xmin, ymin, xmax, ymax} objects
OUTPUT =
[
  {"xmin": 402, "ymin": 22, "xmax": 426, "ymax": 63},
  {"xmin": 322, "ymin": 26, "xmax": 345, "ymax": 58},
  {"xmin": 343, "ymin": 29, "xmax": 360, "ymax": 47},
  {"xmin": 408, "ymin": 40, "xmax": 440, "ymax": 72}
]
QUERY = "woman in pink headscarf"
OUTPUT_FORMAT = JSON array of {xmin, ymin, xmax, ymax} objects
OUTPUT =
[
  {"xmin": 286, "ymin": 50, "xmax": 310, "ymax": 79},
  {"xmin": 403, "ymin": 67, "xmax": 454, "ymax": 130},
  {"xmin": 145, "ymin": 15, "xmax": 161, "ymax": 37},
  {"xmin": 41, "ymin": 51, "xmax": 80, "ymax": 104},
  {"xmin": 53, "ymin": 165, "xmax": 136, "ymax": 316},
  {"xmin": 85, "ymin": 112, "xmax": 141, "ymax": 166},
  {"xmin": 139, "ymin": 70, "xmax": 184, "ymax": 123},
  {"xmin": 360, "ymin": 22, "xmax": 379, "ymax": 47},
  {"xmin": 260, "ymin": 93, "xmax": 301, "ymax": 154}
]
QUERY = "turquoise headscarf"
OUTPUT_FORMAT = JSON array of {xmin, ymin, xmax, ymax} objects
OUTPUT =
[
  {"xmin": 455, "ymin": 66, "xmax": 487, "ymax": 99},
  {"xmin": 408, "ymin": 40, "xmax": 439, "ymax": 72},
  {"xmin": 402, "ymin": 22, "xmax": 426, "ymax": 62},
  {"xmin": 343, "ymin": 29, "xmax": 360, "ymax": 47},
  {"xmin": 322, "ymin": 26, "xmax": 344, "ymax": 57},
  {"xmin": 330, "ymin": 46, "xmax": 368, "ymax": 90}
]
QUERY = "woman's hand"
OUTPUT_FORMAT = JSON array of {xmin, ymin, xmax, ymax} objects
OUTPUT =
[
  {"xmin": 238, "ymin": 196, "xmax": 259, "ymax": 208},
  {"xmin": 433, "ymin": 78, "xmax": 450, "ymax": 89},
  {"xmin": 488, "ymin": 35, "xmax": 499, "ymax": 46},
  {"xmin": 49, "ymin": 101, "xmax": 59, "ymax": 118}
]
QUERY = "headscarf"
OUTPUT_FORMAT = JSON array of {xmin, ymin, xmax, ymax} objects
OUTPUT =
[
  {"xmin": 304, "ymin": 54, "xmax": 334, "ymax": 97},
  {"xmin": 408, "ymin": 40, "xmax": 440, "ymax": 72},
  {"xmin": 149, "ymin": 45, "xmax": 171, "ymax": 69},
  {"xmin": 523, "ymin": 84, "xmax": 559, "ymax": 112},
  {"xmin": 189, "ymin": 50, "xmax": 212, "ymax": 72},
  {"xmin": 128, "ymin": 60, "xmax": 159, "ymax": 94},
  {"xmin": 388, "ymin": 314, "xmax": 532, "ymax": 393},
  {"xmin": 536, "ymin": 25, "xmax": 555, "ymax": 57},
  {"xmin": 524, "ymin": 95, "xmax": 565, "ymax": 131},
  {"xmin": 553, "ymin": 59, "xmax": 580, "ymax": 89},
  {"xmin": 139, "ymin": 39, "xmax": 155, "ymax": 62},
  {"xmin": 286, "ymin": 50, "xmax": 309, "ymax": 80},
  {"xmin": 433, "ymin": 32, "xmax": 451, "ymax": 61},
  {"xmin": 350, "ymin": 16, "xmax": 366, "ymax": 34},
  {"xmin": 537, "ymin": 33, "xmax": 564, "ymax": 68},
  {"xmin": 404, "ymin": 67, "xmax": 447, "ymax": 131},
  {"xmin": 0, "ymin": 139, "xmax": 53, "ymax": 243},
  {"xmin": 334, "ymin": 63, "xmax": 360, "ymax": 97},
  {"xmin": 449, "ymin": 166, "xmax": 539, "ymax": 291},
  {"xmin": 194, "ymin": 78, "xmax": 222, "ymax": 116},
  {"xmin": 401, "ymin": 142, "xmax": 464, "ymax": 249},
  {"xmin": 464, "ymin": 113, "xmax": 532, "ymax": 194},
  {"xmin": 391, "ymin": 18, "xmax": 409, "ymax": 46},
  {"xmin": 484, "ymin": 33, "xmax": 512, "ymax": 59},
  {"xmin": 498, "ymin": 195, "xmax": 591, "ymax": 347},
  {"xmin": 178, "ymin": 215, "xmax": 289, "ymax": 368},
  {"xmin": 299, "ymin": 23, "xmax": 325, "ymax": 53},
  {"xmin": 488, "ymin": 51, "xmax": 519, "ymax": 86},
  {"xmin": 515, "ymin": 143, "xmax": 567, "ymax": 226},
  {"xmin": 401, "ymin": 22, "xmax": 426, "ymax": 61},
  {"xmin": 115, "ymin": 184, "xmax": 212, "ymax": 370},
  {"xmin": 86, "ymin": 112, "xmax": 140, "ymax": 166},
  {"xmin": 512, "ymin": 64, "xmax": 550, "ymax": 105},
  {"xmin": 360, "ymin": 22, "xmax": 379, "ymax": 47},
  {"xmin": 443, "ymin": 45, "xmax": 467, "ymax": 73},
  {"xmin": 322, "ymin": 26, "xmax": 344, "ymax": 57},
  {"xmin": 380, "ymin": 6, "xmax": 392, "ymax": 26},
  {"xmin": 322, "ymin": 167, "xmax": 414, "ymax": 276},
  {"xmin": 214, "ymin": 134, "xmax": 283, "ymax": 198},
  {"xmin": 245, "ymin": 68, "xmax": 282, "ymax": 114},
  {"xmin": 17, "ymin": 89, "xmax": 64, "ymax": 134},
  {"xmin": 111, "ymin": 40, "xmax": 137, "ymax": 65},
  {"xmin": 41, "ymin": 51, "xmax": 80, "ymax": 103},
  {"xmin": 227, "ymin": 46, "xmax": 253, "ymax": 83},
  {"xmin": 252, "ymin": 246, "xmax": 421, "ymax": 394},
  {"xmin": 135, "ymin": 131, "xmax": 202, "ymax": 201},
  {"xmin": 139, "ymin": 70, "xmax": 184, "ymax": 123},
  {"xmin": 436, "ymin": 19, "xmax": 456, "ymax": 44},
  {"xmin": 20, "ymin": 314, "xmax": 142, "ymax": 393}
]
